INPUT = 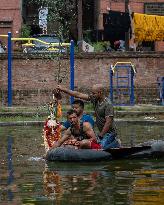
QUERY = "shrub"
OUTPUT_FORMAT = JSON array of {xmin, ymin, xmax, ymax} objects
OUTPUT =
[{"xmin": 21, "ymin": 24, "xmax": 31, "ymax": 38}]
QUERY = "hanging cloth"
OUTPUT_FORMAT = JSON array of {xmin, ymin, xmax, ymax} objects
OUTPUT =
[
  {"xmin": 103, "ymin": 11, "xmax": 131, "ymax": 41},
  {"xmin": 133, "ymin": 13, "xmax": 164, "ymax": 41}
]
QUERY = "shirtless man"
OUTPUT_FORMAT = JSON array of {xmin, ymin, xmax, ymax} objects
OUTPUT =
[
  {"xmin": 51, "ymin": 109, "xmax": 100, "ymax": 149},
  {"xmin": 56, "ymin": 84, "xmax": 121, "ymax": 150}
]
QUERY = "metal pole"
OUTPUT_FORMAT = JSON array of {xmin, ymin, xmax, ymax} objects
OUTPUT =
[
  {"xmin": 125, "ymin": 0, "xmax": 129, "ymax": 51},
  {"xmin": 70, "ymin": 40, "xmax": 74, "ymax": 104},
  {"xmin": 130, "ymin": 67, "xmax": 135, "ymax": 105},
  {"xmin": 8, "ymin": 32, "xmax": 12, "ymax": 107},
  {"xmin": 109, "ymin": 65, "xmax": 113, "ymax": 103}
]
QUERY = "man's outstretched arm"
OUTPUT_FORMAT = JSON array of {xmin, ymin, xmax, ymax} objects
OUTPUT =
[
  {"xmin": 51, "ymin": 129, "xmax": 71, "ymax": 149},
  {"xmin": 57, "ymin": 85, "xmax": 89, "ymax": 101}
]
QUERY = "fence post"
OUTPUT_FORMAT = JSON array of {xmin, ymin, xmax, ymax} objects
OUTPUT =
[
  {"xmin": 70, "ymin": 40, "xmax": 74, "ymax": 104},
  {"xmin": 130, "ymin": 67, "xmax": 135, "ymax": 105},
  {"xmin": 8, "ymin": 32, "xmax": 12, "ymax": 107},
  {"xmin": 109, "ymin": 65, "xmax": 113, "ymax": 103}
]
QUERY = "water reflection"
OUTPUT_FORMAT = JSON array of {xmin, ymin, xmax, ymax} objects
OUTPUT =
[
  {"xmin": 42, "ymin": 160, "xmax": 164, "ymax": 205},
  {"xmin": 7, "ymin": 136, "xmax": 14, "ymax": 201},
  {"xmin": 0, "ymin": 136, "xmax": 14, "ymax": 202},
  {"xmin": 0, "ymin": 135, "xmax": 20, "ymax": 204},
  {"xmin": 43, "ymin": 168, "xmax": 63, "ymax": 202},
  {"xmin": 0, "ymin": 125, "xmax": 163, "ymax": 205},
  {"xmin": 43, "ymin": 163, "xmax": 112, "ymax": 204},
  {"xmin": 131, "ymin": 168, "xmax": 164, "ymax": 205}
]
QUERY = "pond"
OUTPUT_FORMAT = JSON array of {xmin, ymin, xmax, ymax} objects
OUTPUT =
[{"xmin": 0, "ymin": 124, "xmax": 163, "ymax": 205}]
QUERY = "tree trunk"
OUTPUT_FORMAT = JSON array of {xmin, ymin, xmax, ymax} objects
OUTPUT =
[
  {"xmin": 125, "ymin": 0, "xmax": 129, "ymax": 51},
  {"xmin": 77, "ymin": 0, "xmax": 83, "ymax": 43}
]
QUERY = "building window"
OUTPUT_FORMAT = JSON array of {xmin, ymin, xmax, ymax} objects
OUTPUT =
[
  {"xmin": 0, "ymin": 21, "xmax": 12, "ymax": 28},
  {"xmin": 144, "ymin": 3, "xmax": 164, "ymax": 16}
]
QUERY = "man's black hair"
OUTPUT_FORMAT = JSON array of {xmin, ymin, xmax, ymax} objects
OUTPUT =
[
  {"xmin": 72, "ymin": 99, "xmax": 84, "ymax": 109},
  {"xmin": 67, "ymin": 109, "xmax": 78, "ymax": 116}
]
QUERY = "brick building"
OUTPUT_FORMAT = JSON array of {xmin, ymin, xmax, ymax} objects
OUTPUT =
[
  {"xmin": 0, "ymin": 0, "xmax": 163, "ymax": 51},
  {"xmin": 0, "ymin": 0, "xmax": 22, "ymax": 44},
  {"xmin": 95, "ymin": 0, "xmax": 164, "ymax": 51}
]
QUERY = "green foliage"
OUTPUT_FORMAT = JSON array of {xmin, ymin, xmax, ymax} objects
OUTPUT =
[
  {"xmin": 21, "ymin": 24, "xmax": 31, "ymax": 37},
  {"xmin": 84, "ymin": 102, "xmax": 93, "ymax": 112},
  {"xmin": 28, "ymin": 0, "xmax": 77, "ymax": 40},
  {"xmin": 90, "ymin": 41, "xmax": 112, "ymax": 52},
  {"xmin": 91, "ymin": 42, "xmax": 106, "ymax": 52},
  {"xmin": 115, "ymin": 106, "xmax": 124, "ymax": 111},
  {"xmin": 74, "ymin": 45, "xmax": 79, "ymax": 53}
]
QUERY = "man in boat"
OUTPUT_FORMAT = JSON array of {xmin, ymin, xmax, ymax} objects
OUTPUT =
[
  {"xmin": 51, "ymin": 109, "xmax": 101, "ymax": 149},
  {"xmin": 56, "ymin": 84, "xmax": 121, "ymax": 150},
  {"xmin": 62, "ymin": 99, "xmax": 94, "ymax": 130}
]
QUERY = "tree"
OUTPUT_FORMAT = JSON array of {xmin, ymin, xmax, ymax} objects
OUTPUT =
[
  {"xmin": 77, "ymin": 0, "xmax": 83, "ymax": 41},
  {"xmin": 28, "ymin": 0, "xmax": 78, "ymax": 40}
]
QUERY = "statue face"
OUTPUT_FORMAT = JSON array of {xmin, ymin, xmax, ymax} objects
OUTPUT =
[{"xmin": 47, "ymin": 119, "xmax": 57, "ymax": 128}]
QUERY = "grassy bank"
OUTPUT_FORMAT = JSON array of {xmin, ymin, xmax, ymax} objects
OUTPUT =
[
  {"xmin": 1, "ymin": 103, "xmax": 164, "ymax": 113},
  {"xmin": 0, "ymin": 104, "xmax": 164, "ymax": 122}
]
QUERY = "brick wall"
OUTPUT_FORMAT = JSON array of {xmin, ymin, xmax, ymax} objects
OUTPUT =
[
  {"xmin": 102, "ymin": 0, "xmax": 164, "ymax": 12},
  {"xmin": 0, "ymin": 52, "xmax": 164, "ymax": 106},
  {"xmin": 0, "ymin": 0, "xmax": 22, "ymax": 44},
  {"xmin": 99, "ymin": 0, "xmax": 164, "ymax": 51},
  {"xmin": 155, "ymin": 41, "xmax": 164, "ymax": 52}
]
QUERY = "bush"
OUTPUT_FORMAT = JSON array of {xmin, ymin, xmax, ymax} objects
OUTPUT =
[
  {"xmin": 21, "ymin": 24, "xmax": 31, "ymax": 38},
  {"xmin": 91, "ymin": 41, "xmax": 112, "ymax": 52}
]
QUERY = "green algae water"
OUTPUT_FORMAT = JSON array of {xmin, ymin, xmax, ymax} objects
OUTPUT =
[{"xmin": 0, "ymin": 124, "xmax": 163, "ymax": 205}]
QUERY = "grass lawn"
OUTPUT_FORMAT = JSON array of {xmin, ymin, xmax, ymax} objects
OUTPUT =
[{"xmin": 0, "ymin": 103, "xmax": 163, "ymax": 122}]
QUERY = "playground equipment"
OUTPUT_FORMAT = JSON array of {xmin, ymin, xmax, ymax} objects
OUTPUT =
[
  {"xmin": 0, "ymin": 32, "xmax": 75, "ymax": 106},
  {"xmin": 110, "ymin": 62, "xmax": 136, "ymax": 105},
  {"xmin": 157, "ymin": 77, "xmax": 164, "ymax": 106}
]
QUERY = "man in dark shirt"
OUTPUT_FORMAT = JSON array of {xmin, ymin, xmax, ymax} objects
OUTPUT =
[{"xmin": 56, "ymin": 84, "xmax": 121, "ymax": 150}]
